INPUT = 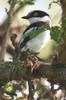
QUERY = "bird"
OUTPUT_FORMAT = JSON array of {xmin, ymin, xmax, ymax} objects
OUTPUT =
[{"xmin": 19, "ymin": 10, "xmax": 51, "ymax": 52}]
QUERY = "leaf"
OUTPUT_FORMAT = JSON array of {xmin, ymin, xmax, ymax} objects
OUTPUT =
[
  {"xmin": 26, "ymin": 0, "xmax": 34, "ymax": 5},
  {"xmin": 31, "ymin": 85, "xmax": 44, "ymax": 93},
  {"xmin": 4, "ymin": 82, "xmax": 12, "ymax": 92},
  {"xmin": 17, "ymin": 0, "xmax": 34, "ymax": 6},
  {"xmin": 51, "ymin": 26, "xmax": 64, "ymax": 44},
  {"xmin": 23, "ymin": 24, "xmax": 50, "ymax": 39}
]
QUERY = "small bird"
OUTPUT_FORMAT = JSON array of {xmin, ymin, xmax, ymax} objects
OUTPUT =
[{"xmin": 19, "ymin": 10, "xmax": 51, "ymax": 52}]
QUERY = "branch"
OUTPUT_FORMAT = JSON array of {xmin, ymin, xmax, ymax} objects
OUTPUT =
[
  {"xmin": 0, "ymin": 0, "xmax": 16, "ymax": 62},
  {"xmin": 9, "ymin": 0, "xmax": 34, "ymax": 17},
  {"xmin": 0, "ymin": 59, "xmax": 66, "ymax": 89},
  {"xmin": 0, "ymin": 0, "xmax": 34, "ymax": 62},
  {"xmin": 48, "ymin": 0, "xmax": 62, "ymax": 9}
]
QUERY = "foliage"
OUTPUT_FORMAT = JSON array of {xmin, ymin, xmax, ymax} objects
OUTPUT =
[
  {"xmin": 51, "ymin": 26, "xmax": 64, "ymax": 44},
  {"xmin": 0, "ymin": 61, "xmax": 20, "ymax": 68},
  {"xmin": 17, "ymin": 0, "xmax": 34, "ymax": 6},
  {"xmin": 4, "ymin": 82, "xmax": 13, "ymax": 92}
]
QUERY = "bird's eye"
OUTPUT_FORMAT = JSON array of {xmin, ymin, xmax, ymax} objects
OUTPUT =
[{"xmin": 33, "ymin": 12, "xmax": 38, "ymax": 16}]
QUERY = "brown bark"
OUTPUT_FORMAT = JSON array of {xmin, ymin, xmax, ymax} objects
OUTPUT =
[
  {"xmin": 0, "ymin": 62, "xmax": 66, "ymax": 88},
  {"xmin": 57, "ymin": 0, "xmax": 66, "ymax": 63}
]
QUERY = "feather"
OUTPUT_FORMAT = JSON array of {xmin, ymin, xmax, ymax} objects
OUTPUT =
[{"xmin": 19, "ymin": 21, "xmax": 50, "ymax": 52}]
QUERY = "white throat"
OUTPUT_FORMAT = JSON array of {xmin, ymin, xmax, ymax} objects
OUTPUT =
[{"xmin": 28, "ymin": 16, "xmax": 51, "ymax": 27}]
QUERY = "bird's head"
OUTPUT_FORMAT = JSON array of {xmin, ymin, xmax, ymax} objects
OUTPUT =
[{"xmin": 22, "ymin": 10, "xmax": 51, "ymax": 26}]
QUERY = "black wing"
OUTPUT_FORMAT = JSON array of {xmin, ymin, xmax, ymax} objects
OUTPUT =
[{"xmin": 19, "ymin": 36, "xmax": 30, "ymax": 49}]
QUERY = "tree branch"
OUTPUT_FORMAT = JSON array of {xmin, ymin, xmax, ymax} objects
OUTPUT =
[
  {"xmin": 48, "ymin": 0, "xmax": 62, "ymax": 9},
  {"xmin": 0, "ymin": 60, "xmax": 66, "ymax": 89},
  {"xmin": 0, "ymin": 0, "xmax": 16, "ymax": 62}
]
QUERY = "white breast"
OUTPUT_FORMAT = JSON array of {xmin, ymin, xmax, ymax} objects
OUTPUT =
[{"xmin": 21, "ymin": 30, "xmax": 50, "ymax": 52}]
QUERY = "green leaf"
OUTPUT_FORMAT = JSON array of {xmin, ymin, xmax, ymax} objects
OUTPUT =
[
  {"xmin": 31, "ymin": 85, "xmax": 44, "ymax": 93},
  {"xmin": 51, "ymin": 26, "xmax": 64, "ymax": 44},
  {"xmin": 23, "ymin": 24, "xmax": 50, "ymax": 39},
  {"xmin": 17, "ymin": 0, "xmax": 34, "ymax": 6},
  {"xmin": 27, "ymin": 0, "xmax": 34, "ymax": 5},
  {"xmin": 4, "ymin": 82, "xmax": 12, "ymax": 92}
]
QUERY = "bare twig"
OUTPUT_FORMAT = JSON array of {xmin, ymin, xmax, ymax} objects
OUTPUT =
[
  {"xmin": 48, "ymin": 0, "xmax": 62, "ymax": 9},
  {"xmin": 28, "ymin": 80, "xmax": 34, "ymax": 100}
]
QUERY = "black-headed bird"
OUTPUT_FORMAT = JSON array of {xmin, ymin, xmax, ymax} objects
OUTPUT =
[{"xmin": 19, "ymin": 10, "xmax": 51, "ymax": 52}]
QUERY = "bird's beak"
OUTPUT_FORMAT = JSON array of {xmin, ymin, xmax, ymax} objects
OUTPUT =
[{"xmin": 21, "ymin": 15, "xmax": 29, "ymax": 19}]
